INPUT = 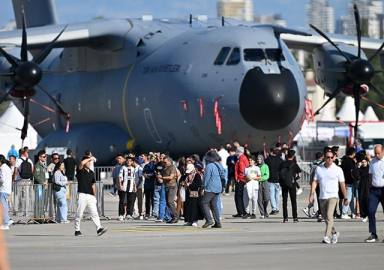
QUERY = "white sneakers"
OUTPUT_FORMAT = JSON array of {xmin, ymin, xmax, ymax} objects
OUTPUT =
[
  {"xmin": 296, "ymin": 188, "xmax": 303, "ymax": 195},
  {"xmin": 331, "ymin": 232, "xmax": 340, "ymax": 244},
  {"xmin": 341, "ymin": 214, "xmax": 351, "ymax": 219},
  {"xmin": 183, "ymin": 222, "xmax": 192, "ymax": 226},
  {"xmin": 0, "ymin": 225, "xmax": 9, "ymax": 230},
  {"xmin": 322, "ymin": 236, "xmax": 331, "ymax": 244},
  {"xmin": 118, "ymin": 215, "xmax": 124, "ymax": 221},
  {"xmin": 192, "ymin": 222, "xmax": 199, "ymax": 227},
  {"xmin": 362, "ymin": 217, "xmax": 368, "ymax": 222},
  {"xmin": 302, "ymin": 207, "xmax": 310, "ymax": 217}
]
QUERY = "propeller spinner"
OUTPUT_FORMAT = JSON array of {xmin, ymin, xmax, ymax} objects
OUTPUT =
[
  {"xmin": 311, "ymin": 4, "xmax": 384, "ymax": 138},
  {"xmin": 0, "ymin": 8, "xmax": 69, "ymax": 140}
]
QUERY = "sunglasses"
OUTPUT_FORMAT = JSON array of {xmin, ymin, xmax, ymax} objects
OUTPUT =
[
  {"xmin": 326, "ymin": 156, "xmax": 334, "ymax": 159},
  {"xmin": 53, "ymin": 158, "xmax": 60, "ymax": 160},
  {"xmin": 40, "ymin": 155, "xmax": 47, "ymax": 158}
]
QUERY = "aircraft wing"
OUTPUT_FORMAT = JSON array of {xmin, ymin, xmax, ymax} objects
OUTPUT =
[
  {"xmin": 282, "ymin": 30, "xmax": 384, "ymax": 55},
  {"xmin": 0, "ymin": 19, "xmax": 133, "ymax": 52}
]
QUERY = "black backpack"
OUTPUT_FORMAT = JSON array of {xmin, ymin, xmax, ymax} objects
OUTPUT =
[
  {"xmin": 20, "ymin": 158, "xmax": 33, "ymax": 179},
  {"xmin": 279, "ymin": 162, "xmax": 295, "ymax": 188}
]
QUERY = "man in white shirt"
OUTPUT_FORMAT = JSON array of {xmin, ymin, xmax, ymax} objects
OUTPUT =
[
  {"xmin": 243, "ymin": 155, "xmax": 261, "ymax": 219},
  {"xmin": 310, "ymin": 148, "xmax": 348, "ymax": 244},
  {"xmin": 133, "ymin": 158, "xmax": 144, "ymax": 219},
  {"xmin": 118, "ymin": 158, "xmax": 136, "ymax": 220},
  {"xmin": 0, "ymin": 155, "xmax": 13, "ymax": 230},
  {"xmin": 217, "ymin": 145, "xmax": 229, "ymax": 193},
  {"xmin": 13, "ymin": 149, "xmax": 34, "ymax": 181},
  {"xmin": 365, "ymin": 144, "xmax": 384, "ymax": 243}
]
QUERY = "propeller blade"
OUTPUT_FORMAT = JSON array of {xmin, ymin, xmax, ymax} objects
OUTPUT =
[
  {"xmin": 0, "ymin": 89, "xmax": 12, "ymax": 104},
  {"xmin": 21, "ymin": 94, "xmax": 30, "ymax": 140},
  {"xmin": 42, "ymin": 69, "xmax": 85, "ymax": 74},
  {"xmin": 322, "ymin": 68, "xmax": 347, "ymax": 73},
  {"xmin": 0, "ymin": 73, "xmax": 15, "ymax": 76},
  {"xmin": 32, "ymin": 25, "xmax": 67, "ymax": 65},
  {"xmin": 37, "ymin": 84, "xmax": 70, "ymax": 119},
  {"xmin": 368, "ymin": 82, "xmax": 384, "ymax": 102},
  {"xmin": 0, "ymin": 47, "xmax": 19, "ymax": 67},
  {"xmin": 354, "ymin": 4, "xmax": 362, "ymax": 59},
  {"xmin": 314, "ymin": 78, "xmax": 349, "ymax": 115},
  {"xmin": 368, "ymin": 41, "xmax": 384, "ymax": 62},
  {"xmin": 20, "ymin": 7, "xmax": 28, "ymax": 62},
  {"xmin": 353, "ymin": 83, "xmax": 360, "ymax": 137},
  {"xmin": 310, "ymin": 24, "xmax": 352, "ymax": 63}
]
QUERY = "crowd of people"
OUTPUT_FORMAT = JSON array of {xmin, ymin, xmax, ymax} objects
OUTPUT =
[
  {"xmin": 0, "ymin": 140, "xmax": 384, "ymax": 244},
  {"xmin": 0, "ymin": 147, "xmax": 107, "ymax": 236}
]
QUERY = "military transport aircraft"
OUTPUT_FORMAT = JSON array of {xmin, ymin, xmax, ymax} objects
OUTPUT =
[{"xmin": 0, "ymin": 0, "xmax": 383, "ymax": 164}]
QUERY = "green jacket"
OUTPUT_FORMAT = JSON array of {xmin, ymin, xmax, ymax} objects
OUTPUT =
[
  {"xmin": 259, "ymin": 164, "xmax": 270, "ymax": 182},
  {"xmin": 33, "ymin": 162, "xmax": 47, "ymax": 184}
]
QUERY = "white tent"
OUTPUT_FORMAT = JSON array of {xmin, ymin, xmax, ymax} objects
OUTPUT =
[
  {"xmin": 336, "ymin": 96, "xmax": 364, "ymax": 122},
  {"xmin": 0, "ymin": 102, "xmax": 39, "ymax": 156},
  {"xmin": 363, "ymin": 106, "xmax": 379, "ymax": 121}
]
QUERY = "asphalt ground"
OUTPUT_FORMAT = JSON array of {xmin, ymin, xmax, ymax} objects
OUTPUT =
[{"xmin": 3, "ymin": 188, "xmax": 384, "ymax": 270}]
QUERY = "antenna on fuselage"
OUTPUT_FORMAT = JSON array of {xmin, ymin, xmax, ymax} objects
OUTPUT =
[
  {"xmin": 222, "ymin": 17, "xmax": 224, "ymax": 26},
  {"xmin": 189, "ymin": 14, "xmax": 192, "ymax": 25}
]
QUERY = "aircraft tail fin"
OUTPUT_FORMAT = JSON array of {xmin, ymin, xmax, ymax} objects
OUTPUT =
[{"xmin": 12, "ymin": 0, "xmax": 58, "ymax": 29}]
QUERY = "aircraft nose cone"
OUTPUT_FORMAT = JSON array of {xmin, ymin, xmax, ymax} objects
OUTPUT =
[{"xmin": 239, "ymin": 67, "xmax": 300, "ymax": 131}]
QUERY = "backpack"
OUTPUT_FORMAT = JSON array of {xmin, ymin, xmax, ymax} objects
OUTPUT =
[
  {"xmin": 279, "ymin": 162, "xmax": 295, "ymax": 188},
  {"xmin": 20, "ymin": 158, "xmax": 33, "ymax": 179},
  {"xmin": 213, "ymin": 162, "xmax": 226, "ymax": 190}
]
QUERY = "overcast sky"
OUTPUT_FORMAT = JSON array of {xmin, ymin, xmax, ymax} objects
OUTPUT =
[{"xmin": 0, "ymin": 0, "xmax": 357, "ymax": 30}]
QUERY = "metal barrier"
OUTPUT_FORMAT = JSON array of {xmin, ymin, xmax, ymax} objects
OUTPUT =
[
  {"xmin": 94, "ymin": 166, "xmax": 114, "ymax": 191},
  {"xmin": 10, "ymin": 180, "xmax": 108, "ymax": 224},
  {"xmin": 297, "ymin": 161, "xmax": 312, "ymax": 187}
]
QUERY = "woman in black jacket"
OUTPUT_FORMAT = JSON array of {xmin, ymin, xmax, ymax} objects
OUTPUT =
[
  {"xmin": 356, "ymin": 158, "xmax": 370, "ymax": 222},
  {"xmin": 182, "ymin": 164, "xmax": 204, "ymax": 226}
]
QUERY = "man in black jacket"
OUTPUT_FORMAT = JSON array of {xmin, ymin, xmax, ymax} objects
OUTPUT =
[{"xmin": 265, "ymin": 148, "xmax": 283, "ymax": 215}]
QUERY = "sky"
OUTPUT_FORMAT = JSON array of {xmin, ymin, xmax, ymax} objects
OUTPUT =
[{"xmin": 0, "ymin": 0, "xmax": 357, "ymax": 30}]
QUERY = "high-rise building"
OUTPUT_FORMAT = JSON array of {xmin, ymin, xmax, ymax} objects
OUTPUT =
[
  {"xmin": 338, "ymin": 0, "xmax": 383, "ymax": 38},
  {"xmin": 217, "ymin": 0, "xmax": 254, "ymax": 22},
  {"xmin": 306, "ymin": 0, "xmax": 335, "ymax": 33},
  {"xmin": 254, "ymin": 13, "xmax": 286, "ymax": 27}
]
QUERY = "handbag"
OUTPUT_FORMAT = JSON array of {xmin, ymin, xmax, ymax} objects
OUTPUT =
[
  {"xmin": 189, "ymin": 190, "xmax": 199, "ymax": 198},
  {"xmin": 52, "ymin": 182, "xmax": 62, "ymax": 191}
]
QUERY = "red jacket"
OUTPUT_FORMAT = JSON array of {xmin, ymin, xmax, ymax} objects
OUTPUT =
[{"xmin": 235, "ymin": 154, "xmax": 249, "ymax": 183}]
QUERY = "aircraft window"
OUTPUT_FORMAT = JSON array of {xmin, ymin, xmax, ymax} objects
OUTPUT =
[
  {"xmin": 227, "ymin": 48, "xmax": 241, "ymax": 65},
  {"xmin": 214, "ymin": 47, "xmax": 231, "ymax": 65},
  {"xmin": 243, "ymin": 49, "xmax": 265, "ymax": 61},
  {"xmin": 265, "ymin": 49, "xmax": 286, "ymax": 61}
]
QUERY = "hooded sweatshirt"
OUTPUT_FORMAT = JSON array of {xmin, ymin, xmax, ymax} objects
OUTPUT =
[{"xmin": 257, "ymin": 155, "xmax": 270, "ymax": 182}]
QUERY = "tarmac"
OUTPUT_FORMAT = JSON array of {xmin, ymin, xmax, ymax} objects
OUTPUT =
[{"xmin": 3, "ymin": 188, "xmax": 384, "ymax": 270}]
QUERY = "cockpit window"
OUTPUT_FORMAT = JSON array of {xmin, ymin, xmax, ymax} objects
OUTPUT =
[
  {"xmin": 265, "ymin": 49, "xmax": 286, "ymax": 61},
  {"xmin": 214, "ymin": 47, "xmax": 231, "ymax": 65},
  {"xmin": 243, "ymin": 49, "xmax": 264, "ymax": 61},
  {"xmin": 227, "ymin": 48, "xmax": 241, "ymax": 65}
]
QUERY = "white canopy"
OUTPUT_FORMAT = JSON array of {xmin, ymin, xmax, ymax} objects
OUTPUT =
[{"xmin": 336, "ymin": 97, "xmax": 364, "ymax": 122}]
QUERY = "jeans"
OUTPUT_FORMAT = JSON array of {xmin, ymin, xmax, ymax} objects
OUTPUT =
[
  {"xmin": 269, "ymin": 182, "xmax": 280, "ymax": 212},
  {"xmin": 368, "ymin": 187, "xmax": 384, "ymax": 235},
  {"xmin": 153, "ymin": 185, "xmax": 162, "ymax": 216},
  {"xmin": 157, "ymin": 184, "xmax": 171, "ymax": 221},
  {"xmin": 342, "ymin": 184, "xmax": 355, "ymax": 215},
  {"xmin": 234, "ymin": 181, "xmax": 246, "ymax": 216},
  {"xmin": 202, "ymin": 191, "xmax": 221, "ymax": 226},
  {"xmin": 0, "ymin": 192, "xmax": 10, "ymax": 226},
  {"xmin": 54, "ymin": 187, "xmax": 68, "ymax": 222},
  {"xmin": 282, "ymin": 186, "xmax": 297, "ymax": 219},
  {"xmin": 217, "ymin": 193, "xmax": 222, "ymax": 217}
]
